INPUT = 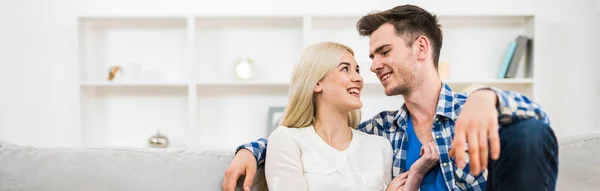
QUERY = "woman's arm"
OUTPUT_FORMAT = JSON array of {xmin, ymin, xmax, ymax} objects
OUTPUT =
[
  {"xmin": 403, "ymin": 141, "xmax": 440, "ymax": 191},
  {"xmin": 264, "ymin": 128, "xmax": 307, "ymax": 191}
]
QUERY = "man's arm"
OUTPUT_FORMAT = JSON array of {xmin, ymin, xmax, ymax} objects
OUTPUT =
[
  {"xmin": 451, "ymin": 88, "xmax": 551, "ymax": 177},
  {"xmin": 485, "ymin": 87, "xmax": 551, "ymax": 126},
  {"xmin": 237, "ymin": 110, "xmax": 399, "ymax": 166},
  {"xmin": 356, "ymin": 110, "xmax": 399, "ymax": 136},
  {"xmin": 223, "ymin": 138, "xmax": 268, "ymax": 191},
  {"xmin": 236, "ymin": 138, "xmax": 268, "ymax": 165},
  {"xmin": 234, "ymin": 109, "xmax": 401, "ymax": 165}
]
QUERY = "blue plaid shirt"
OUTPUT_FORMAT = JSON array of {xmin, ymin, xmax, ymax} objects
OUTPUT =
[{"xmin": 237, "ymin": 83, "xmax": 550, "ymax": 191}]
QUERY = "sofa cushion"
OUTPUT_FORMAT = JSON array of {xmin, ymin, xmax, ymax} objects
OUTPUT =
[{"xmin": 0, "ymin": 141, "xmax": 240, "ymax": 191}]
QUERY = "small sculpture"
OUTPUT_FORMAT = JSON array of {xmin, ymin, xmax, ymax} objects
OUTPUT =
[
  {"xmin": 234, "ymin": 57, "xmax": 254, "ymax": 80},
  {"xmin": 108, "ymin": 65, "xmax": 123, "ymax": 81},
  {"xmin": 148, "ymin": 130, "xmax": 169, "ymax": 148}
]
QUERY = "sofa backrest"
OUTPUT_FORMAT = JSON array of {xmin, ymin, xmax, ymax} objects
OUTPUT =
[{"xmin": 0, "ymin": 141, "xmax": 251, "ymax": 191}]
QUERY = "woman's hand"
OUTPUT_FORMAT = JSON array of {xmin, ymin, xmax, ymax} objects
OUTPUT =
[
  {"xmin": 386, "ymin": 172, "xmax": 408, "ymax": 191},
  {"xmin": 411, "ymin": 141, "xmax": 440, "ymax": 176},
  {"xmin": 402, "ymin": 141, "xmax": 440, "ymax": 191}
]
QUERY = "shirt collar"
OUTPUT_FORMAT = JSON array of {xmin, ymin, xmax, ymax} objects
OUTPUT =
[{"xmin": 394, "ymin": 83, "xmax": 458, "ymax": 131}]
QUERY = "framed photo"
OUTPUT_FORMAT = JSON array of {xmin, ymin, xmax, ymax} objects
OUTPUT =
[{"xmin": 267, "ymin": 107, "xmax": 285, "ymax": 135}]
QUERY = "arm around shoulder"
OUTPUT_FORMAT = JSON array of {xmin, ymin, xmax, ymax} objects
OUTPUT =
[
  {"xmin": 479, "ymin": 88, "xmax": 550, "ymax": 126},
  {"xmin": 264, "ymin": 127, "xmax": 308, "ymax": 191},
  {"xmin": 236, "ymin": 138, "xmax": 269, "ymax": 165}
]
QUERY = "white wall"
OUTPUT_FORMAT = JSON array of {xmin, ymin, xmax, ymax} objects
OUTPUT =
[
  {"xmin": 0, "ymin": 0, "xmax": 80, "ymax": 146},
  {"xmin": 0, "ymin": 0, "xmax": 599, "ymax": 147}
]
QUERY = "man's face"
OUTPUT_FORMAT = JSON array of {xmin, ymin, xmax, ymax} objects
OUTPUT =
[{"xmin": 368, "ymin": 23, "xmax": 417, "ymax": 96}]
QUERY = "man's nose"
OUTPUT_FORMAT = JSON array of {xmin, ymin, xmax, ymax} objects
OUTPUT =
[{"xmin": 370, "ymin": 57, "xmax": 383, "ymax": 73}]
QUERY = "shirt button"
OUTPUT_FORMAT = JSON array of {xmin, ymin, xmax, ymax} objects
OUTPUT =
[
  {"xmin": 436, "ymin": 135, "xmax": 440, "ymax": 139},
  {"xmin": 443, "ymin": 163, "xmax": 447, "ymax": 167}
]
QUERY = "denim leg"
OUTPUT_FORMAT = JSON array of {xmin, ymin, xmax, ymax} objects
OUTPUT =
[{"xmin": 485, "ymin": 118, "xmax": 559, "ymax": 191}]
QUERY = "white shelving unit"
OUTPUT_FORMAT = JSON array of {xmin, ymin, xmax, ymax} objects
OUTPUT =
[{"xmin": 78, "ymin": 14, "xmax": 537, "ymax": 150}]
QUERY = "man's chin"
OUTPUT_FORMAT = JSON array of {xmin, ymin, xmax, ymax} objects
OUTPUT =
[{"xmin": 384, "ymin": 86, "xmax": 403, "ymax": 96}]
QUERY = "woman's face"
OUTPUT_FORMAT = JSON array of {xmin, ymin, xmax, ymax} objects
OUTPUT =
[{"xmin": 315, "ymin": 50, "xmax": 364, "ymax": 112}]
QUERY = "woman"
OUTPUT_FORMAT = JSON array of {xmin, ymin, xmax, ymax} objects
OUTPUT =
[{"xmin": 264, "ymin": 42, "xmax": 393, "ymax": 191}]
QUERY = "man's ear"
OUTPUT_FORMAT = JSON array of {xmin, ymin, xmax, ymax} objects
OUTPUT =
[
  {"xmin": 415, "ymin": 36, "xmax": 430, "ymax": 62},
  {"xmin": 314, "ymin": 81, "xmax": 323, "ymax": 93}
]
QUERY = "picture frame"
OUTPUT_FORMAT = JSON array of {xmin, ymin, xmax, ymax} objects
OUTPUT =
[{"xmin": 267, "ymin": 106, "xmax": 285, "ymax": 136}]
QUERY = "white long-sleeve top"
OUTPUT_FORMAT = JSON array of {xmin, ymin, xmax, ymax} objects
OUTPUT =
[{"xmin": 265, "ymin": 125, "xmax": 393, "ymax": 191}]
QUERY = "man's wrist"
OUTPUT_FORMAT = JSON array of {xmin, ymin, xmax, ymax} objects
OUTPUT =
[
  {"xmin": 472, "ymin": 89, "xmax": 499, "ymax": 107},
  {"xmin": 236, "ymin": 148, "xmax": 253, "ymax": 155},
  {"xmin": 235, "ymin": 147, "xmax": 257, "ymax": 160}
]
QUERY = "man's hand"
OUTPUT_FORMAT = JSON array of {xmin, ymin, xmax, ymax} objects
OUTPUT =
[
  {"xmin": 386, "ymin": 172, "xmax": 408, "ymax": 191},
  {"xmin": 450, "ymin": 89, "xmax": 500, "ymax": 176},
  {"xmin": 222, "ymin": 149, "xmax": 257, "ymax": 191}
]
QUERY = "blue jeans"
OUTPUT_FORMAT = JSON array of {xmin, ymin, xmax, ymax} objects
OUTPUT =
[{"xmin": 485, "ymin": 118, "xmax": 559, "ymax": 191}]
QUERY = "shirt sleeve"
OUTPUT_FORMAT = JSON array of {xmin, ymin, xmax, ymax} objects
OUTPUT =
[
  {"xmin": 264, "ymin": 128, "xmax": 308, "ymax": 191},
  {"xmin": 356, "ymin": 110, "xmax": 399, "ymax": 136},
  {"xmin": 236, "ymin": 138, "xmax": 268, "ymax": 166},
  {"xmin": 482, "ymin": 87, "xmax": 551, "ymax": 126}
]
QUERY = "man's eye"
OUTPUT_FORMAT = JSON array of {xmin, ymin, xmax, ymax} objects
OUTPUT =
[
  {"xmin": 342, "ymin": 67, "xmax": 348, "ymax": 71},
  {"xmin": 383, "ymin": 50, "xmax": 390, "ymax": 56}
]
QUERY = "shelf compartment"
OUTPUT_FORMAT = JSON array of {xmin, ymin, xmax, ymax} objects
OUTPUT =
[
  {"xmin": 79, "ymin": 18, "xmax": 189, "ymax": 82},
  {"xmin": 195, "ymin": 17, "xmax": 304, "ymax": 83},
  {"xmin": 80, "ymin": 86, "xmax": 189, "ymax": 148}
]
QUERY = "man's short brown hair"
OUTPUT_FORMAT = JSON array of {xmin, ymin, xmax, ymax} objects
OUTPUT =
[{"xmin": 357, "ymin": 4, "xmax": 443, "ymax": 68}]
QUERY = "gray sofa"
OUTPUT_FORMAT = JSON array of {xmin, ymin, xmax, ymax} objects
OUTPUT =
[
  {"xmin": 0, "ymin": 143, "xmax": 267, "ymax": 191},
  {"xmin": 0, "ymin": 133, "xmax": 599, "ymax": 191}
]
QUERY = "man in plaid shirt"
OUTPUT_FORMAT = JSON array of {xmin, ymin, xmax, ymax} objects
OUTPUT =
[{"xmin": 223, "ymin": 5, "xmax": 558, "ymax": 191}]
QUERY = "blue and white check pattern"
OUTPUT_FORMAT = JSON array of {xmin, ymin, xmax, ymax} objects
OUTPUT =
[{"xmin": 237, "ymin": 83, "xmax": 550, "ymax": 191}]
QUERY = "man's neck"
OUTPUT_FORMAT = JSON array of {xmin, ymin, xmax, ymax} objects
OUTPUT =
[
  {"xmin": 403, "ymin": 70, "xmax": 442, "ymax": 126},
  {"xmin": 313, "ymin": 104, "xmax": 352, "ymax": 148}
]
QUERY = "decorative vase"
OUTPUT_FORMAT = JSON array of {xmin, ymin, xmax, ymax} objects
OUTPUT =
[
  {"xmin": 234, "ymin": 57, "xmax": 254, "ymax": 80},
  {"xmin": 148, "ymin": 130, "xmax": 169, "ymax": 148}
]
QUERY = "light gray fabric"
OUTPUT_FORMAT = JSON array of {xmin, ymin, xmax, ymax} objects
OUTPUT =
[
  {"xmin": 0, "ymin": 134, "xmax": 599, "ymax": 191},
  {"xmin": 556, "ymin": 135, "xmax": 600, "ymax": 190},
  {"xmin": 0, "ymin": 142, "xmax": 266, "ymax": 191}
]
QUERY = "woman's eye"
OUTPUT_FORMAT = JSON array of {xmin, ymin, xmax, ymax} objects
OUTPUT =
[{"xmin": 342, "ymin": 67, "xmax": 348, "ymax": 71}]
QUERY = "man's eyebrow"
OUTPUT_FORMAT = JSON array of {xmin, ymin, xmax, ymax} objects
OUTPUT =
[{"xmin": 369, "ymin": 44, "xmax": 392, "ymax": 59}]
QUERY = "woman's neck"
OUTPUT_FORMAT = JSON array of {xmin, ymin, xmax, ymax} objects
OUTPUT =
[{"xmin": 313, "ymin": 104, "xmax": 352, "ymax": 151}]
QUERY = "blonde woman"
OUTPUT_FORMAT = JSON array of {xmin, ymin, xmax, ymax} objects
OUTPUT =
[{"xmin": 264, "ymin": 42, "xmax": 393, "ymax": 191}]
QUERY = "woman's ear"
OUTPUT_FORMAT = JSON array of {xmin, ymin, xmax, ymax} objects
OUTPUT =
[{"xmin": 314, "ymin": 81, "xmax": 323, "ymax": 93}]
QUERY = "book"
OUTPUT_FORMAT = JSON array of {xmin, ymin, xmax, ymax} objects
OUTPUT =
[
  {"xmin": 498, "ymin": 36, "xmax": 531, "ymax": 78},
  {"xmin": 497, "ymin": 41, "xmax": 517, "ymax": 78}
]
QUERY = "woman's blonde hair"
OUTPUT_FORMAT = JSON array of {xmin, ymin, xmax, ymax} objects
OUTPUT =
[{"xmin": 280, "ymin": 42, "xmax": 361, "ymax": 129}]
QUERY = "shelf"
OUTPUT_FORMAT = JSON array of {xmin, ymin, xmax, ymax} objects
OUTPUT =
[
  {"xmin": 443, "ymin": 78, "xmax": 533, "ymax": 85},
  {"xmin": 81, "ymin": 81, "xmax": 188, "ymax": 87},
  {"xmin": 76, "ymin": 14, "xmax": 540, "ymax": 149},
  {"xmin": 195, "ymin": 78, "xmax": 532, "ymax": 87}
]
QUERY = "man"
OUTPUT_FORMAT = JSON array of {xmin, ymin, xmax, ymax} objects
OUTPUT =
[{"xmin": 223, "ymin": 4, "xmax": 558, "ymax": 191}]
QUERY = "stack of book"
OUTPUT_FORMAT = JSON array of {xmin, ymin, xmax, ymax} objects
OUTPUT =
[{"xmin": 497, "ymin": 35, "xmax": 532, "ymax": 78}]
